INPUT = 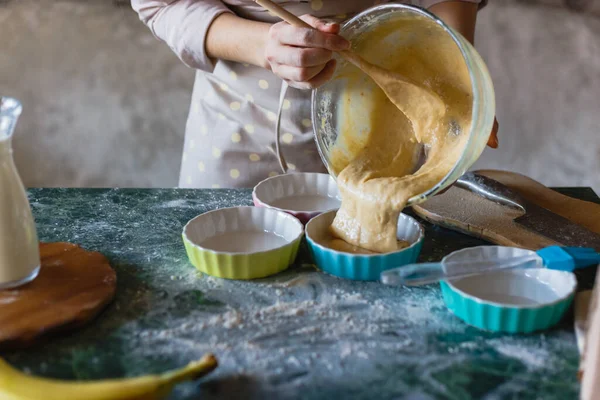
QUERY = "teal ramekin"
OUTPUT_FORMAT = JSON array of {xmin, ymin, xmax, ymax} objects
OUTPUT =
[
  {"xmin": 305, "ymin": 209, "xmax": 424, "ymax": 281},
  {"xmin": 440, "ymin": 246, "xmax": 577, "ymax": 333}
]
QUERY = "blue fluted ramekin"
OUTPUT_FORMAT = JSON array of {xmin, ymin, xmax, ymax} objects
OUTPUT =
[
  {"xmin": 305, "ymin": 210, "xmax": 424, "ymax": 281},
  {"xmin": 440, "ymin": 246, "xmax": 577, "ymax": 333}
]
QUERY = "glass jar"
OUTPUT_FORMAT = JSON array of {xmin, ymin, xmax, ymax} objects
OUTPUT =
[
  {"xmin": 0, "ymin": 97, "xmax": 40, "ymax": 289},
  {"xmin": 311, "ymin": 4, "xmax": 495, "ymax": 206}
]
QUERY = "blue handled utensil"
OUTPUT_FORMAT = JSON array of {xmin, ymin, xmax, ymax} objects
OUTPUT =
[{"xmin": 381, "ymin": 246, "xmax": 600, "ymax": 286}]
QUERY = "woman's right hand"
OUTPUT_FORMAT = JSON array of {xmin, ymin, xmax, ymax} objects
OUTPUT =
[{"xmin": 264, "ymin": 15, "xmax": 350, "ymax": 90}]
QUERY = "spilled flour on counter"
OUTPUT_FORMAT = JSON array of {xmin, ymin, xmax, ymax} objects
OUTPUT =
[
  {"xmin": 128, "ymin": 270, "xmax": 444, "ymax": 368},
  {"xmin": 105, "ymin": 267, "xmax": 579, "ymax": 399},
  {"xmin": 493, "ymin": 340, "xmax": 551, "ymax": 370}
]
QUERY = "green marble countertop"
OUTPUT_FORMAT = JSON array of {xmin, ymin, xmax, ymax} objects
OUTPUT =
[{"xmin": 5, "ymin": 187, "xmax": 599, "ymax": 400}]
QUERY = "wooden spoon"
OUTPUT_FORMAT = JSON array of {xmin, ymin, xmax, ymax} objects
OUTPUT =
[{"xmin": 254, "ymin": 0, "xmax": 446, "ymax": 128}]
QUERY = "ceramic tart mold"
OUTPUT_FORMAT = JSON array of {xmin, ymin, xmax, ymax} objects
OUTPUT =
[
  {"xmin": 182, "ymin": 206, "xmax": 304, "ymax": 280},
  {"xmin": 252, "ymin": 173, "xmax": 341, "ymax": 225},
  {"xmin": 305, "ymin": 209, "xmax": 424, "ymax": 281},
  {"xmin": 440, "ymin": 246, "xmax": 577, "ymax": 333}
]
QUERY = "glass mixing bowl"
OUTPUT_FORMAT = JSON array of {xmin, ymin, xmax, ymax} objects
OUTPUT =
[{"xmin": 311, "ymin": 4, "xmax": 495, "ymax": 207}]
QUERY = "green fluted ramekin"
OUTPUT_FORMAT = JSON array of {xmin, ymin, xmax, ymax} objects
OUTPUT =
[{"xmin": 183, "ymin": 206, "xmax": 303, "ymax": 280}]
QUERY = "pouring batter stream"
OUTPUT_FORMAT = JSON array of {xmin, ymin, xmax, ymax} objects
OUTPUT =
[{"xmin": 328, "ymin": 15, "xmax": 474, "ymax": 253}]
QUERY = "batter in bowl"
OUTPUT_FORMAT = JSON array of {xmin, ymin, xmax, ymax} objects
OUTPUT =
[{"xmin": 328, "ymin": 14, "xmax": 473, "ymax": 254}]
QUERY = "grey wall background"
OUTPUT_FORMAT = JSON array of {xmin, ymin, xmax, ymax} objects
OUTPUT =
[{"xmin": 0, "ymin": 0, "xmax": 598, "ymax": 190}]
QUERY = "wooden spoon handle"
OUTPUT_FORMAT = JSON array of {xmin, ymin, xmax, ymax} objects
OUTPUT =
[{"xmin": 254, "ymin": 0, "xmax": 312, "ymax": 28}]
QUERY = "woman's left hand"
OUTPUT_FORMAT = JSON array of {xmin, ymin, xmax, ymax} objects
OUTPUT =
[
  {"xmin": 436, "ymin": 116, "xmax": 499, "ymax": 196},
  {"xmin": 487, "ymin": 117, "xmax": 499, "ymax": 148}
]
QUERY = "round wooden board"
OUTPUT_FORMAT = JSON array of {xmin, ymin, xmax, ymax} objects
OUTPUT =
[{"xmin": 0, "ymin": 242, "xmax": 116, "ymax": 350}]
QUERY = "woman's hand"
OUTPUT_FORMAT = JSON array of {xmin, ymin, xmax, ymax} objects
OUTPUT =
[
  {"xmin": 487, "ymin": 118, "xmax": 499, "ymax": 148},
  {"xmin": 264, "ymin": 15, "xmax": 350, "ymax": 89},
  {"xmin": 436, "ymin": 117, "xmax": 500, "ymax": 196}
]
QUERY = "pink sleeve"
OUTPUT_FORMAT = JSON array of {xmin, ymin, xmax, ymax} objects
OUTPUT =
[
  {"xmin": 131, "ymin": 0, "xmax": 233, "ymax": 72},
  {"xmin": 417, "ymin": 0, "xmax": 488, "ymax": 9}
]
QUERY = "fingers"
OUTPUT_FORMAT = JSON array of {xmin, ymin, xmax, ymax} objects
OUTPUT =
[
  {"xmin": 286, "ymin": 59, "xmax": 337, "ymax": 90},
  {"xmin": 309, "ymin": 58, "xmax": 337, "ymax": 86},
  {"xmin": 272, "ymin": 64, "xmax": 326, "ymax": 83},
  {"xmin": 267, "ymin": 46, "xmax": 333, "ymax": 68},
  {"xmin": 438, "ymin": 118, "xmax": 499, "ymax": 197},
  {"xmin": 270, "ymin": 21, "xmax": 349, "ymax": 51},
  {"xmin": 300, "ymin": 14, "xmax": 341, "ymax": 34},
  {"xmin": 487, "ymin": 117, "xmax": 499, "ymax": 148}
]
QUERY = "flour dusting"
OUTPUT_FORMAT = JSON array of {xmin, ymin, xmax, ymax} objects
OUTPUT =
[
  {"xmin": 117, "ymin": 265, "xmax": 579, "ymax": 399},
  {"xmin": 493, "ymin": 341, "xmax": 549, "ymax": 369},
  {"xmin": 157, "ymin": 199, "xmax": 201, "ymax": 209}
]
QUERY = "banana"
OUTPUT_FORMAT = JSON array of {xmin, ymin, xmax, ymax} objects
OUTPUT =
[{"xmin": 0, "ymin": 353, "xmax": 217, "ymax": 400}]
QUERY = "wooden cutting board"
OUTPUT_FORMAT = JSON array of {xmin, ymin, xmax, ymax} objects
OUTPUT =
[
  {"xmin": 580, "ymin": 270, "xmax": 600, "ymax": 397},
  {"xmin": 0, "ymin": 242, "xmax": 116, "ymax": 350},
  {"xmin": 413, "ymin": 170, "xmax": 600, "ymax": 251}
]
